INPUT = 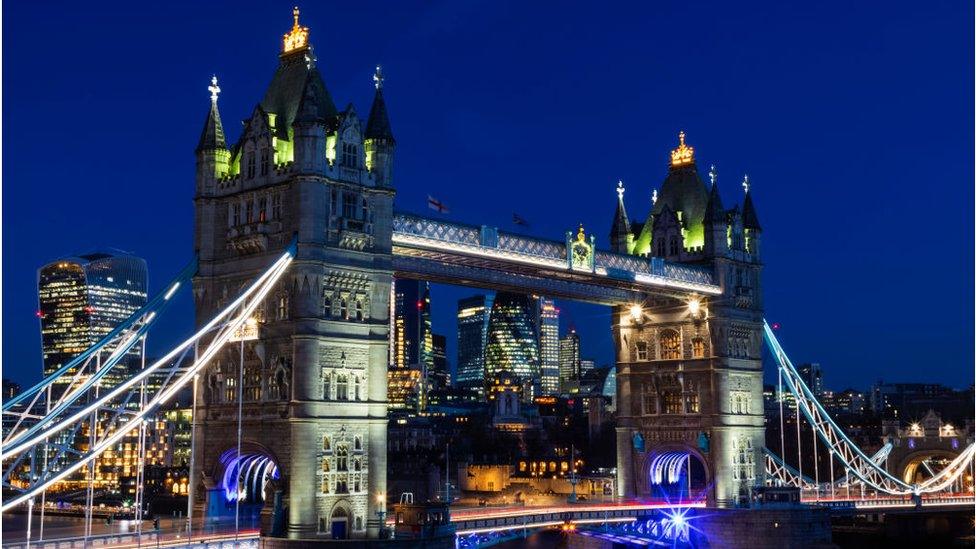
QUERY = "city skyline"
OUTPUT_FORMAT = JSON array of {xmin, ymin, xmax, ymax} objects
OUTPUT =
[{"xmin": 3, "ymin": 1, "xmax": 972, "ymax": 393}]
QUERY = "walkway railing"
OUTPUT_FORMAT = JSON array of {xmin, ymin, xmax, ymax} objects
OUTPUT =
[{"xmin": 392, "ymin": 212, "xmax": 720, "ymax": 294}]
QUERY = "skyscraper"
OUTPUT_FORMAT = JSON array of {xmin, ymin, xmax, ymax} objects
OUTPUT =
[
  {"xmin": 389, "ymin": 279, "xmax": 433, "ymax": 411},
  {"xmin": 484, "ymin": 292, "xmax": 540, "ymax": 397},
  {"xmin": 455, "ymin": 294, "xmax": 494, "ymax": 389},
  {"xmin": 798, "ymin": 363, "xmax": 824, "ymax": 396},
  {"xmin": 430, "ymin": 333, "xmax": 449, "ymax": 391},
  {"xmin": 38, "ymin": 251, "xmax": 148, "ymax": 391},
  {"xmin": 536, "ymin": 297, "xmax": 560, "ymax": 395},
  {"xmin": 559, "ymin": 330, "xmax": 581, "ymax": 394}
]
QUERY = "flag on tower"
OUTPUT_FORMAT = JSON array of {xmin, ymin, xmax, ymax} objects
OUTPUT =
[
  {"xmin": 427, "ymin": 195, "xmax": 450, "ymax": 214},
  {"xmin": 512, "ymin": 213, "xmax": 530, "ymax": 227}
]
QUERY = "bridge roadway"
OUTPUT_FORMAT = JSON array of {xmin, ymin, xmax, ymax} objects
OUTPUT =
[{"xmin": 5, "ymin": 495, "xmax": 972, "ymax": 548}]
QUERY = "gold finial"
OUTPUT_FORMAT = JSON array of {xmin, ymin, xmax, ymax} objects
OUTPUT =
[
  {"xmin": 670, "ymin": 130, "xmax": 695, "ymax": 167},
  {"xmin": 576, "ymin": 223, "xmax": 586, "ymax": 243},
  {"xmin": 283, "ymin": 6, "xmax": 310, "ymax": 53}
]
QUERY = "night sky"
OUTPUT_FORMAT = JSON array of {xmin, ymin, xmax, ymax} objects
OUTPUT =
[{"xmin": 3, "ymin": 1, "xmax": 972, "ymax": 391}]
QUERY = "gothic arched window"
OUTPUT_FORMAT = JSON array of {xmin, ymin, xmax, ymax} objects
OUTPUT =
[
  {"xmin": 322, "ymin": 372, "xmax": 332, "ymax": 400},
  {"xmin": 322, "ymin": 294, "xmax": 333, "ymax": 317},
  {"xmin": 659, "ymin": 329, "xmax": 681, "ymax": 360},
  {"xmin": 336, "ymin": 444, "xmax": 349, "ymax": 471},
  {"xmin": 662, "ymin": 391, "xmax": 682, "ymax": 414},
  {"xmin": 692, "ymin": 338, "xmax": 705, "ymax": 359},
  {"xmin": 669, "ymin": 237, "xmax": 679, "ymax": 256},
  {"xmin": 336, "ymin": 374, "xmax": 349, "ymax": 400},
  {"xmin": 260, "ymin": 147, "xmax": 270, "ymax": 176},
  {"xmin": 277, "ymin": 294, "xmax": 289, "ymax": 320}
]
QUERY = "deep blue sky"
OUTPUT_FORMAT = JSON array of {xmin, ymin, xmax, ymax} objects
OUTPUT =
[{"xmin": 3, "ymin": 1, "xmax": 973, "ymax": 391}]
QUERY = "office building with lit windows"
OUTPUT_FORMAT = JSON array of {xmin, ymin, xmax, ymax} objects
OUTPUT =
[
  {"xmin": 536, "ymin": 297, "xmax": 560, "ymax": 395},
  {"xmin": 37, "ymin": 250, "xmax": 148, "ymax": 392},
  {"xmin": 559, "ymin": 330, "xmax": 581, "ymax": 394},
  {"xmin": 484, "ymin": 292, "xmax": 540, "ymax": 398},
  {"xmin": 455, "ymin": 294, "xmax": 494, "ymax": 390},
  {"xmin": 389, "ymin": 278, "xmax": 432, "ymax": 411}
]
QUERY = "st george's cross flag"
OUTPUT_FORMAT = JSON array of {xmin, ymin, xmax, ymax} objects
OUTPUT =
[{"xmin": 427, "ymin": 195, "xmax": 450, "ymax": 214}]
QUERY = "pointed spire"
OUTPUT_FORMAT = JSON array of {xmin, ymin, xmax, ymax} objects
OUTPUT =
[
  {"xmin": 196, "ymin": 76, "xmax": 226, "ymax": 153},
  {"xmin": 742, "ymin": 176, "xmax": 761, "ymax": 230},
  {"xmin": 610, "ymin": 181, "xmax": 631, "ymax": 243},
  {"xmin": 365, "ymin": 64, "xmax": 394, "ymax": 142},
  {"xmin": 704, "ymin": 168, "xmax": 725, "ymax": 224}
]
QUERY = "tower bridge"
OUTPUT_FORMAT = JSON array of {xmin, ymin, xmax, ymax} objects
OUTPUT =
[{"xmin": 2, "ymin": 7, "xmax": 973, "ymax": 548}]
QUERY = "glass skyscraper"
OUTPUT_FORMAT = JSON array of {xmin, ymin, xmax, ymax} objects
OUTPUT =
[
  {"xmin": 38, "ymin": 250, "xmax": 148, "ymax": 391},
  {"xmin": 536, "ymin": 297, "xmax": 560, "ymax": 395},
  {"xmin": 484, "ymin": 292, "xmax": 540, "ymax": 397},
  {"xmin": 559, "ymin": 330, "xmax": 581, "ymax": 394},
  {"xmin": 455, "ymin": 294, "xmax": 494, "ymax": 389},
  {"xmin": 388, "ymin": 278, "xmax": 432, "ymax": 411}
]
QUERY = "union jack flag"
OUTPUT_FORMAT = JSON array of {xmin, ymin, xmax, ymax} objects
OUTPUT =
[
  {"xmin": 512, "ymin": 213, "xmax": 530, "ymax": 227},
  {"xmin": 427, "ymin": 195, "xmax": 450, "ymax": 214}
]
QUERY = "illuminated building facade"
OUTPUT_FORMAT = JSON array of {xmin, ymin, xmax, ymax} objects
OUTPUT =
[
  {"xmin": 536, "ymin": 297, "xmax": 560, "ymax": 395},
  {"xmin": 192, "ymin": 8, "xmax": 393, "ymax": 539},
  {"xmin": 613, "ymin": 133, "xmax": 765, "ymax": 507},
  {"xmin": 455, "ymin": 294, "xmax": 494, "ymax": 390},
  {"xmin": 558, "ymin": 330, "xmax": 581, "ymax": 394},
  {"xmin": 430, "ymin": 333, "xmax": 449, "ymax": 392},
  {"xmin": 37, "ymin": 251, "xmax": 148, "ymax": 390},
  {"xmin": 389, "ymin": 279, "xmax": 432, "ymax": 412},
  {"xmin": 484, "ymin": 292, "xmax": 540, "ymax": 398}
]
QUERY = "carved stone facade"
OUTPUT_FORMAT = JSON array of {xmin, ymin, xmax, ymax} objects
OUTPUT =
[
  {"xmin": 613, "ymin": 134, "xmax": 765, "ymax": 507},
  {"xmin": 191, "ymin": 11, "xmax": 394, "ymax": 540}
]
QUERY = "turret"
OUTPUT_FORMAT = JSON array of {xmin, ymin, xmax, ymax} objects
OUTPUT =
[
  {"xmin": 741, "ymin": 175, "xmax": 761, "ymax": 257},
  {"xmin": 195, "ymin": 76, "xmax": 230, "ymax": 195},
  {"xmin": 293, "ymin": 62, "xmax": 331, "ymax": 174},
  {"xmin": 365, "ymin": 65, "xmax": 395, "ymax": 187},
  {"xmin": 609, "ymin": 181, "xmax": 634, "ymax": 253},
  {"xmin": 703, "ymin": 165, "xmax": 728, "ymax": 257}
]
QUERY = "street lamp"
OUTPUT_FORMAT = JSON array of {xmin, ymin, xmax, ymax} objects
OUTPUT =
[
  {"xmin": 687, "ymin": 298, "xmax": 701, "ymax": 317},
  {"xmin": 376, "ymin": 494, "xmax": 387, "ymax": 537}
]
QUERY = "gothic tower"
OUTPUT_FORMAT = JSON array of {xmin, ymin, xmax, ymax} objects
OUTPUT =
[
  {"xmin": 612, "ymin": 133, "xmax": 764, "ymax": 507},
  {"xmin": 191, "ymin": 8, "xmax": 394, "ymax": 539}
]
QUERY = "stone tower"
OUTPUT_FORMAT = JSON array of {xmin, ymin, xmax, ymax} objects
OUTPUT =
[
  {"xmin": 612, "ymin": 133, "xmax": 764, "ymax": 507},
  {"xmin": 191, "ymin": 8, "xmax": 394, "ymax": 539}
]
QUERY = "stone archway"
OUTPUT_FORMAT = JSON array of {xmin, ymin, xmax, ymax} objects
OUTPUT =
[
  {"xmin": 207, "ymin": 443, "xmax": 282, "ymax": 528},
  {"xmin": 637, "ymin": 444, "xmax": 711, "ymax": 501},
  {"xmin": 898, "ymin": 450, "xmax": 961, "ymax": 485},
  {"xmin": 328, "ymin": 501, "xmax": 352, "ymax": 540}
]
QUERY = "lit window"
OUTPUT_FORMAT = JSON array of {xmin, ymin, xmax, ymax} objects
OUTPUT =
[
  {"xmin": 662, "ymin": 392, "xmax": 682, "ymax": 414},
  {"xmin": 336, "ymin": 444, "xmax": 349, "ymax": 471},
  {"xmin": 692, "ymin": 338, "xmax": 705, "ymax": 359},
  {"xmin": 258, "ymin": 197, "xmax": 268, "ymax": 222},
  {"xmin": 659, "ymin": 329, "xmax": 681, "ymax": 360},
  {"xmin": 686, "ymin": 393, "xmax": 700, "ymax": 413},
  {"xmin": 635, "ymin": 341, "xmax": 648, "ymax": 361}
]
